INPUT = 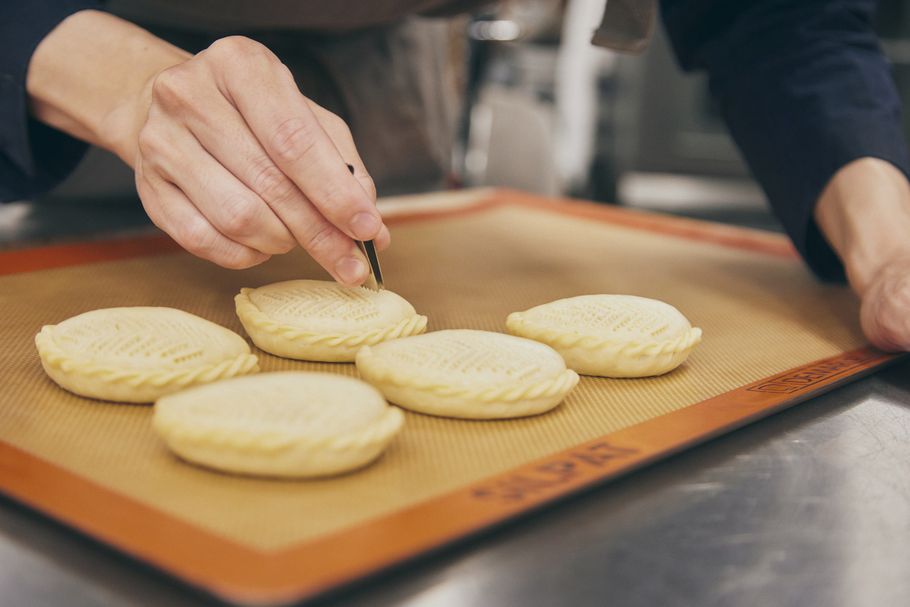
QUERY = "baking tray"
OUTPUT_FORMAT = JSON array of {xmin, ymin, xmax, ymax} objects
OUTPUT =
[{"xmin": 0, "ymin": 189, "xmax": 899, "ymax": 605}]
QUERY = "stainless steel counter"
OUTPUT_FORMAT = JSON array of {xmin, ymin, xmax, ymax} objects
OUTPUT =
[{"xmin": 2, "ymin": 359, "xmax": 908, "ymax": 607}]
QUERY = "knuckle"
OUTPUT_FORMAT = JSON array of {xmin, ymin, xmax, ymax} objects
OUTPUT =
[
  {"xmin": 221, "ymin": 249, "xmax": 268, "ymax": 270},
  {"xmin": 275, "ymin": 62, "xmax": 296, "ymax": 84},
  {"xmin": 322, "ymin": 111, "xmax": 351, "ymax": 136},
  {"xmin": 207, "ymin": 36, "xmax": 275, "ymax": 70},
  {"xmin": 270, "ymin": 117, "xmax": 319, "ymax": 164},
  {"xmin": 302, "ymin": 223, "xmax": 339, "ymax": 257},
  {"xmin": 208, "ymin": 36, "xmax": 257, "ymax": 58},
  {"xmin": 249, "ymin": 159, "xmax": 298, "ymax": 206},
  {"xmin": 136, "ymin": 125, "xmax": 165, "ymax": 158},
  {"xmin": 219, "ymin": 197, "xmax": 260, "ymax": 238},
  {"xmin": 276, "ymin": 239, "xmax": 296, "ymax": 254},
  {"xmin": 875, "ymin": 317, "xmax": 905, "ymax": 351},
  {"xmin": 864, "ymin": 272, "xmax": 910, "ymax": 351},
  {"xmin": 316, "ymin": 180, "xmax": 357, "ymax": 215},
  {"xmin": 151, "ymin": 66, "xmax": 192, "ymax": 108},
  {"xmin": 179, "ymin": 218, "xmax": 217, "ymax": 257},
  {"xmin": 892, "ymin": 274, "xmax": 910, "ymax": 306},
  {"xmin": 256, "ymin": 228, "xmax": 296, "ymax": 256},
  {"xmin": 265, "ymin": 236, "xmax": 296, "ymax": 255}
]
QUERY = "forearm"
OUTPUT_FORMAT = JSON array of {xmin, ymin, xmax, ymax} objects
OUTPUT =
[
  {"xmin": 26, "ymin": 9, "xmax": 190, "ymax": 165},
  {"xmin": 815, "ymin": 158, "xmax": 910, "ymax": 295},
  {"xmin": 661, "ymin": 0, "xmax": 909, "ymax": 281}
]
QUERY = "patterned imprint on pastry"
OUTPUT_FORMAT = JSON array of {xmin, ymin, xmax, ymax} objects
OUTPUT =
[
  {"xmin": 235, "ymin": 279, "xmax": 427, "ymax": 362},
  {"xmin": 355, "ymin": 329, "xmax": 579, "ymax": 419},
  {"xmin": 35, "ymin": 307, "xmax": 259, "ymax": 403},
  {"xmin": 153, "ymin": 372, "xmax": 404, "ymax": 478},
  {"xmin": 506, "ymin": 295, "xmax": 702, "ymax": 377}
]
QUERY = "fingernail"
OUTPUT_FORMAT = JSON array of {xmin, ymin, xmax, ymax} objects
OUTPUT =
[
  {"xmin": 335, "ymin": 256, "xmax": 366, "ymax": 284},
  {"xmin": 350, "ymin": 212, "xmax": 381, "ymax": 240}
]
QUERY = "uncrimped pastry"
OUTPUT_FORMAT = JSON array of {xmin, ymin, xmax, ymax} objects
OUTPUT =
[
  {"xmin": 35, "ymin": 307, "xmax": 259, "ymax": 403},
  {"xmin": 235, "ymin": 279, "xmax": 427, "ymax": 362},
  {"xmin": 355, "ymin": 329, "xmax": 579, "ymax": 419},
  {"xmin": 506, "ymin": 294, "xmax": 702, "ymax": 378},
  {"xmin": 153, "ymin": 372, "xmax": 404, "ymax": 478}
]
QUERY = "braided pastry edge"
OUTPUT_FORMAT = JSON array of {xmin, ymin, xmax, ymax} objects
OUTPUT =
[
  {"xmin": 153, "ymin": 404, "xmax": 404, "ymax": 454},
  {"xmin": 505, "ymin": 313, "xmax": 702, "ymax": 359},
  {"xmin": 235, "ymin": 289, "xmax": 427, "ymax": 348},
  {"xmin": 355, "ymin": 346, "xmax": 580, "ymax": 404},
  {"xmin": 35, "ymin": 326, "xmax": 259, "ymax": 390}
]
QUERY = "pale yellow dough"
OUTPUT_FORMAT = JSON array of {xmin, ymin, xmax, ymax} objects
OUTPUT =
[
  {"xmin": 35, "ymin": 307, "xmax": 259, "ymax": 403},
  {"xmin": 506, "ymin": 294, "xmax": 702, "ymax": 377},
  {"xmin": 153, "ymin": 372, "xmax": 404, "ymax": 478},
  {"xmin": 355, "ymin": 329, "xmax": 579, "ymax": 419},
  {"xmin": 235, "ymin": 279, "xmax": 427, "ymax": 362}
]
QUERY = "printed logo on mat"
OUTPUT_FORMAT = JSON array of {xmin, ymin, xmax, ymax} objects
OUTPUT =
[
  {"xmin": 746, "ymin": 349, "xmax": 881, "ymax": 394},
  {"xmin": 470, "ymin": 441, "xmax": 639, "ymax": 503}
]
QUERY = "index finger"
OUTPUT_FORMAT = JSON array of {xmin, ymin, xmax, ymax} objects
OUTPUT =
[{"xmin": 219, "ymin": 49, "xmax": 383, "ymax": 241}]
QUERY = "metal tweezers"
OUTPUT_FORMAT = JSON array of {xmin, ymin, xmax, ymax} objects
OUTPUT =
[{"xmin": 347, "ymin": 164, "xmax": 384, "ymax": 290}]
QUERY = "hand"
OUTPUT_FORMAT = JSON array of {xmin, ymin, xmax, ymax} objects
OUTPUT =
[
  {"xmin": 860, "ymin": 255, "xmax": 910, "ymax": 351},
  {"xmin": 815, "ymin": 158, "xmax": 910, "ymax": 351},
  {"xmin": 28, "ymin": 14, "xmax": 388, "ymax": 283},
  {"xmin": 129, "ymin": 36, "xmax": 389, "ymax": 281}
]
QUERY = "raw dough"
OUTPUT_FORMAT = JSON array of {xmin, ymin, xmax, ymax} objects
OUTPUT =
[
  {"xmin": 235, "ymin": 280, "xmax": 426, "ymax": 362},
  {"xmin": 506, "ymin": 294, "xmax": 702, "ymax": 377},
  {"xmin": 35, "ymin": 307, "xmax": 258, "ymax": 403},
  {"xmin": 355, "ymin": 329, "xmax": 579, "ymax": 419},
  {"xmin": 153, "ymin": 372, "xmax": 404, "ymax": 478}
]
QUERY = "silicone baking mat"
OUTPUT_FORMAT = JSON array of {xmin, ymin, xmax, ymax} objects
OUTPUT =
[{"xmin": 0, "ymin": 189, "xmax": 899, "ymax": 605}]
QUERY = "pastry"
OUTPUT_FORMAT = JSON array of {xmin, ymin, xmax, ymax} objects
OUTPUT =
[
  {"xmin": 235, "ymin": 279, "xmax": 426, "ymax": 362},
  {"xmin": 355, "ymin": 329, "xmax": 578, "ymax": 419},
  {"xmin": 153, "ymin": 372, "xmax": 404, "ymax": 478},
  {"xmin": 506, "ymin": 294, "xmax": 702, "ymax": 377},
  {"xmin": 35, "ymin": 307, "xmax": 258, "ymax": 403}
]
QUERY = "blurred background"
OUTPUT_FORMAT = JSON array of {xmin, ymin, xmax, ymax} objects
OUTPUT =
[
  {"xmin": 4, "ymin": 0, "xmax": 910, "ymax": 245},
  {"xmin": 454, "ymin": 0, "xmax": 910, "ymax": 232}
]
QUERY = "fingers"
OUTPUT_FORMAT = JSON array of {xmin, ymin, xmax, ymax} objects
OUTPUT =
[
  {"xmin": 210, "ymin": 38, "xmax": 384, "ymax": 241},
  {"xmin": 136, "ymin": 36, "xmax": 387, "ymax": 281},
  {"xmin": 860, "ymin": 260, "xmax": 910, "ymax": 352},
  {"xmin": 136, "ymin": 159, "xmax": 270, "ymax": 270},
  {"xmin": 267, "ymin": 190, "xmax": 371, "ymax": 285},
  {"xmin": 173, "ymin": 97, "xmax": 372, "ymax": 284},
  {"xmin": 305, "ymin": 103, "xmax": 388, "ymax": 253},
  {"xmin": 305, "ymin": 99, "xmax": 378, "ymax": 203},
  {"xmin": 139, "ymin": 114, "xmax": 296, "ymax": 256}
]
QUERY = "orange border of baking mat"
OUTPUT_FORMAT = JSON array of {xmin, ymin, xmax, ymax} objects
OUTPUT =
[{"xmin": 0, "ymin": 189, "xmax": 903, "ymax": 605}]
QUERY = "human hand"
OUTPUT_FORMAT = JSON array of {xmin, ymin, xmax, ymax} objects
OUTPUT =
[
  {"xmin": 815, "ymin": 158, "xmax": 910, "ymax": 351},
  {"xmin": 131, "ymin": 36, "xmax": 388, "ymax": 282},
  {"xmin": 27, "ymin": 14, "xmax": 387, "ymax": 283},
  {"xmin": 860, "ymin": 255, "xmax": 910, "ymax": 351}
]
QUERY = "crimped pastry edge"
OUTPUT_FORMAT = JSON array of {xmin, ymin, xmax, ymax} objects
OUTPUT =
[
  {"xmin": 355, "ymin": 345, "xmax": 579, "ymax": 419},
  {"xmin": 235, "ymin": 288, "xmax": 427, "ymax": 362},
  {"xmin": 506, "ymin": 312, "xmax": 702, "ymax": 377},
  {"xmin": 34, "ymin": 326, "xmax": 259, "ymax": 403},
  {"xmin": 153, "ymin": 402, "xmax": 404, "ymax": 478}
]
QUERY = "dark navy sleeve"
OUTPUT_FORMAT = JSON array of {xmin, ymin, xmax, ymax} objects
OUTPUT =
[
  {"xmin": 0, "ymin": 1, "xmax": 100, "ymax": 203},
  {"xmin": 660, "ymin": 0, "xmax": 909, "ymax": 281}
]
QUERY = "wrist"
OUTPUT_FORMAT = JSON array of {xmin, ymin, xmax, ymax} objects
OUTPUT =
[
  {"xmin": 96, "ymin": 69, "xmax": 160, "ymax": 166},
  {"xmin": 815, "ymin": 158, "xmax": 910, "ymax": 295},
  {"xmin": 27, "ymin": 10, "xmax": 189, "ymax": 167}
]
